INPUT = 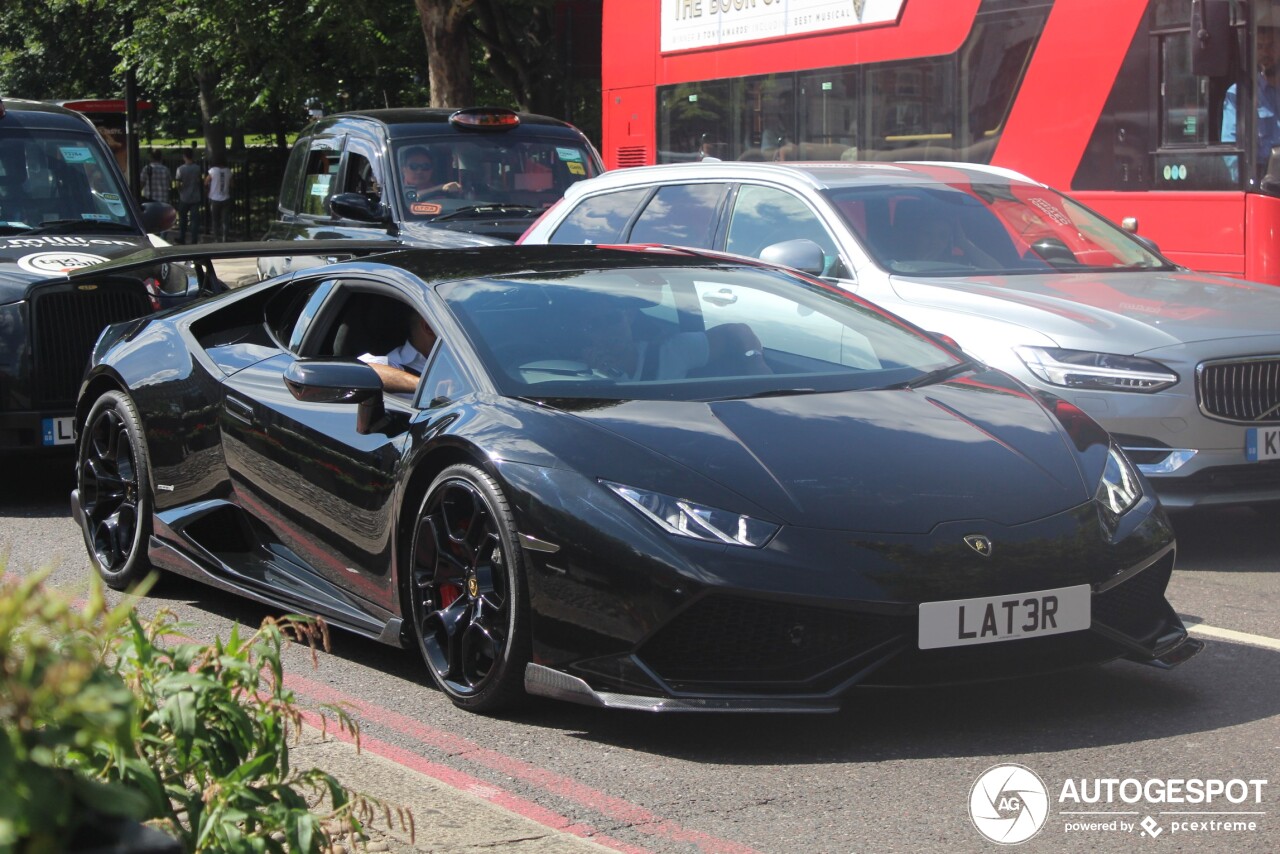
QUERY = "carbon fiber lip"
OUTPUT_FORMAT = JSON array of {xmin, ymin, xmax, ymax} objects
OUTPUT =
[{"xmin": 523, "ymin": 663, "xmax": 840, "ymax": 713}]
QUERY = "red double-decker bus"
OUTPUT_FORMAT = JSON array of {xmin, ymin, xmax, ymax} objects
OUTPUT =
[{"xmin": 602, "ymin": 0, "xmax": 1280, "ymax": 283}]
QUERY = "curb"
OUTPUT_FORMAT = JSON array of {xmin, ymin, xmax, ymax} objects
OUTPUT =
[{"xmin": 291, "ymin": 721, "xmax": 620, "ymax": 853}]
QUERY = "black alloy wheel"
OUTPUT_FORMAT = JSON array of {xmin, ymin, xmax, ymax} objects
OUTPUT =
[
  {"xmin": 410, "ymin": 464, "xmax": 530, "ymax": 712},
  {"xmin": 77, "ymin": 390, "xmax": 153, "ymax": 589}
]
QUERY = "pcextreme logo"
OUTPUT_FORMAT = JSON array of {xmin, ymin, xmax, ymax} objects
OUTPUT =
[{"xmin": 968, "ymin": 765, "xmax": 1269, "ymax": 844}]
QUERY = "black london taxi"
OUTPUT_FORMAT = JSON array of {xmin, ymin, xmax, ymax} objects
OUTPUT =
[
  {"xmin": 259, "ymin": 107, "xmax": 603, "ymax": 276},
  {"xmin": 0, "ymin": 97, "xmax": 186, "ymax": 453}
]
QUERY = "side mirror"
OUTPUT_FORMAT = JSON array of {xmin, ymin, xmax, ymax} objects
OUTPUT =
[
  {"xmin": 140, "ymin": 201, "xmax": 176, "ymax": 235},
  {"xmin": 1031, "ymin": 236, "xmax": 1078, "ymax": 265},
  {"xmin": 1191, "ymin": 0, "xmax": 1233, "ymax": 77},
  {"xmin": 329, "ymin": 192, "xmax": 391, "ymax": 224},
  {"xmin": 758, "ymin": 238, "xmax": 826, "ymax": 276},
  {"xmin": 283, "ymin": 359, "xmax": 385, "ymax": 433}
]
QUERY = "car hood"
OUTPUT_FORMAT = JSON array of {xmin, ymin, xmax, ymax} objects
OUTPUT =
[
  {"xmin": 888, "ymin": 268, "xmax": 1280, "ymax": 353},
  {"xmin": 556, "ymin": 369, "xmax": 1095, "ymax": 533},
  {"xmin": 0, "ymin": 232, "xmax": 150, "ymax": 302}
]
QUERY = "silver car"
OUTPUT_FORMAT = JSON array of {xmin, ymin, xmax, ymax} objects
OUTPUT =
[{"xmin": 520, "ymin": 161, "xmax": 1280, "ymax": 511}]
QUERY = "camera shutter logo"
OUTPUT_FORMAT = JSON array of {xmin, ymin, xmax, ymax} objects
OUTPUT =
[{"xmin": 969, "ymin": 763, "xmax": 1049, "ymax": 844}]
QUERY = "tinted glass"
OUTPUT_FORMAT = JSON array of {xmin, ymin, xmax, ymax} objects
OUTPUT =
[
  {"xmin": 438, "ymin": 265, "xmax": 957, "ymax": 401},
  {"xmin": 394, "ymin": 134, "xmax": 600, "ymax": 220},
  {"xmin": 299, "ymin": 138, "xmax": 343, "ymax": 217},
  {"xmin": 651, "ymin": 0, "xmax": 1050, "ymax": 165},
  {"xmin": 629, "ymin": 183, "xmax": 725, "ymax": 246},
  {"xmin": 725, "ymin": 185, "xmax": 842, "ymax": 274},
  {"xmin": 277, "ymin": 139, "xmax": 309, "ymax": 213},
  {"xmin": 826, "ymin": 179, "xmax": 1175, "ymax": 276},
  {"xmin": 0, "ymin": 129, "xmax": 133, "ymax": 229},
  {"xmin": 549, "ymin": 188, "xmax": 649, "ymax": 244}
]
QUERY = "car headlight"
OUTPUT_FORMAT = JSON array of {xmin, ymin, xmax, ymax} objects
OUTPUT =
[
  {"xmin": 1015, "ymin": 346, "xmax": 1177, "ymax": 392},
  {"xmin": 1096, "ymin": 443, "xmax": 1142, "ymax": 521},
  {"xmin": 603, "ymin": 481, "xmax": 779, "ymax": 548}
]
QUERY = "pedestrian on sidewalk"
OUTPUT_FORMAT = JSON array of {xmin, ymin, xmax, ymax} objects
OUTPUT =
[
  {"xmin": 205, "ymin": 156, "xmax": 233, "ymax": 241},
  {"xmin": 174, "ymin": 148, "xmax": 203, "ymax": 244},
  {"xmin": 140, "ymin": 150, "xmax": 172, "ymax": 204}
]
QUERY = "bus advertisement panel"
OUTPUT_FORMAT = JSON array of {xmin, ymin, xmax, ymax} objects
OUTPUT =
[{"xmin": 602, "ymin": 0, "xmax": 1280, "ymax": 283}]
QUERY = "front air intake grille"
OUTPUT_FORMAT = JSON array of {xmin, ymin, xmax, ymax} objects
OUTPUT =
[
  {"xmin": 1092, "ymin": 552, "xmax": 1175, "ymax": 640},
  {"xmin": 30, "ymin": 287, "xmax": 150, "ymax": 406},
  {"xmin": 1198, "ymin": 357, "xmax": 1280, "ymax": 422},
  {"xmin": 637, "ymin": 594, "xmax": 903, "ymax": 691}
]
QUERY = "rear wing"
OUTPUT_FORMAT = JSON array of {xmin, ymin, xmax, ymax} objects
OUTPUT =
[{"xmin": 60, "ymin": 239, "xmax": 404, "ymax": 297}]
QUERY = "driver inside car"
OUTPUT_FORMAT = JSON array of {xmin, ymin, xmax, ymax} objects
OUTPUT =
[{"xmin": 400, "ymin": 146, "xmax": 460, "ymax": 201}]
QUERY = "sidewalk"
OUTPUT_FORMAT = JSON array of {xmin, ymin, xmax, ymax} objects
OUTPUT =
[{"xmin": 291, "ymin": 722, "xmax": 617, "ymax": 853}]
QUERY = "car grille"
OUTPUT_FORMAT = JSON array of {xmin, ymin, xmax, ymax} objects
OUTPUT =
[
  {"xmin": 637, "ymin": 595, "xmax": 904, "ymax": 692},
  {"xmin": 30, "ymin": 287, "xmax": 151, "ymax": 407},
  {"xmin": 1199, "ymin": 357, "xmax": 1280, "ymax": 422},
  {"xmin": 1091, "ymin": 551, "xmax": 1174, "ymax": 640}
]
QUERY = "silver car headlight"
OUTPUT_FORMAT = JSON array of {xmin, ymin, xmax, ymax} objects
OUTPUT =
[
  {"xmin": 1015, "ymin": 346, "xmax": 1177, "ymax": 392},
  {"xmin": 603, "ymin": 481, "xmax": 779, "ymax": 548},
  {"xmin": 1097, "ymin": 444, "xmax": 1142, "ymax": 521}
]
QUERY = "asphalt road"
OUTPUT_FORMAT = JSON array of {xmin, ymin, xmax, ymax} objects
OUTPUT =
[{"xmin": 4, "ymin": 455, "xmax": 1278, "ymax": 854}]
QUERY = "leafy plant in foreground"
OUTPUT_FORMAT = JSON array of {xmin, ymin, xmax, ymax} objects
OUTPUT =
[{"xmin": 0, "ymin": 564, "xmax": 413, "ymax": 852}]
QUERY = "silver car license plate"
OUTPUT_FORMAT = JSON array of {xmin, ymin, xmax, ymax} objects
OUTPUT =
[{"xmin": 918, "ymin": 584, "xmax": 1091, "ymax": 649}]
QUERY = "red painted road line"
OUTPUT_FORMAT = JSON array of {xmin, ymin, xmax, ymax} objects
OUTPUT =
[
  {"xmin": 296, "ymin": 708, "xmax": 649, "ymax": 854},
  {"xmin": 287, "ymin": 674, "xmax": 763, "ymax": 854}
]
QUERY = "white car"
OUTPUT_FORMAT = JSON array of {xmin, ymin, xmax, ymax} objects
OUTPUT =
[{"xmin": 520, "ymin": 160, "xmax": 1280, "ymax": 511}]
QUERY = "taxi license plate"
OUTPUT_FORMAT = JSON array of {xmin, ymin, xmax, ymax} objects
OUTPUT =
[
  {"xmin": 41, "ymin": 416, "xmax": 75, "ymax": 446},
  {"xmin": 918, "ymin": 584, "xmax": 1091, "ymax": 649},
  {"xmin": 1246, "ymin": 427, "xmax": 1280, "ymax": 462}
]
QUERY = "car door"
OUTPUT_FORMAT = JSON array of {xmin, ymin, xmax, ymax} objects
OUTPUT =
[
  {"xmin": 259, "ymin": 134, "xmax": 348, "ymax": 278},
  {"xmin": 219, "ymin": 274, "xmax": 418, "ymax": 609}
]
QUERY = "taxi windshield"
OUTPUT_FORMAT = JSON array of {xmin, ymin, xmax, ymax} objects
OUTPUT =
[
  {"xmin": 393, "ymin": 135, "xmax": 599, "ymax": 221},
  {"xmin": 826, "ymin": 182, "xmax": 1177, "ymax": 277},
  {"xmin": 0, "ymin": 129, "xmax": 134, "ymax": 234}
]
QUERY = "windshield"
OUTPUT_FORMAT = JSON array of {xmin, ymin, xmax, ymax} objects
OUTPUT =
[
  {"xmin": 825, "ymin": 181, "xmax": 1176, "ymax": 277},
  {"xmin": 439, "ymin": 265, "xmax": 960, "ymax": 402},
  {"xmin": 393, "ymin": 135, "xmax": 599, "ymax": 221},
  {"xmin": 0, "ymin": 129, "xmax": 135, "ymax": 234}
]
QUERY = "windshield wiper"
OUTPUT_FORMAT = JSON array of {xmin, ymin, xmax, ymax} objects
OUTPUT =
[
  {"xmin": 879, "ymin": 360, "xmax": 976, "ymax": 390},
  {"xmin": 431, "ymin": 204, "xmax": 537, "ymax": 222},
  {"xmin": 0, "ymin": 223, "xmax": 33, "ymax": 235},
  {"xmin": 25, "ymin": 219, "xmax": 137, "ymax": 235}
]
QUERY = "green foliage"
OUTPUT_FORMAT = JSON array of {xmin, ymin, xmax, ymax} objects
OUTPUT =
[{"xmin": 0, "ymin": 564, "xmax": 411, "ymax": 853}]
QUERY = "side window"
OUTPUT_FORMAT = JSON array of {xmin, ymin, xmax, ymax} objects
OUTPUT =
[
  {"xmin": 628, "ymin": 183, "xmax": 727, "ymax": 247},
  {"xmin": 277, "ymin": 138, "xmax": 309, "ymax": 214},
  {"xmin": 725, "ymin": 185, "xmax": 842, "ymax": 274},
  {"xmin": 421, "ymin": 346, "xmax": 473, "ymax": 408},
  {"xmin": 549, "ymin": 187, "xmax": 649, "ymax": 244},
  {"xmin": 299, "ymin": 137, "xmax": 344, "ymax": 217},
  {"xmin": 341, "ymin": 138, "xmax": 383, "ymax": 207},
  {"xmin": 263, "ymin": 278, "xmax": 336, "ymax": 353}
]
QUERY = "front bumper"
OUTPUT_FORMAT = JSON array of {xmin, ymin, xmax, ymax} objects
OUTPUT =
[{"xmin": 524, "ymin": 545, "xmax": 1201, "ymax": 712}]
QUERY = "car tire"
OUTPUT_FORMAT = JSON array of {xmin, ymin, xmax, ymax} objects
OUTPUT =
[
  {"xmin": 409, "ymin": 463, "xmax": 531, "ymax": 713},
  {"xmin": 76, "ymin": 390, "xmax": 154, "ymax": 590}
]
